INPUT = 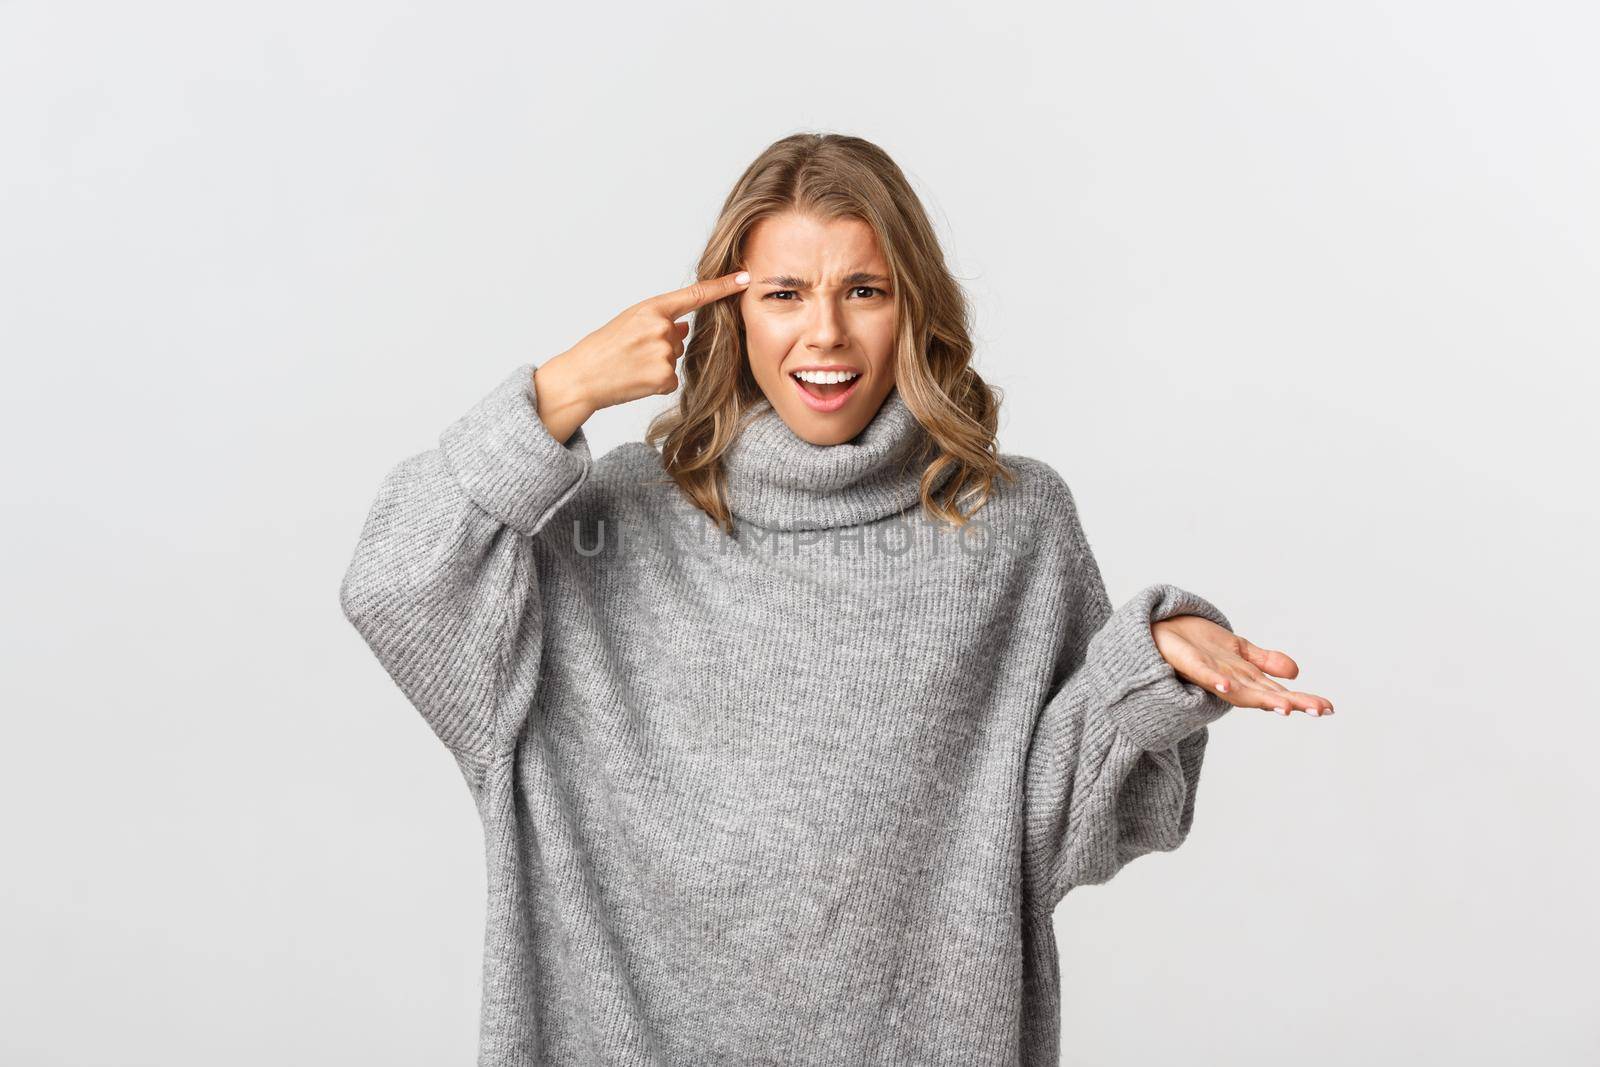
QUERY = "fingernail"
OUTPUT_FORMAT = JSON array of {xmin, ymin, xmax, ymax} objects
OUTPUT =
[
  {"xmin": 735, "ymin": 271, "xmax": 750, "ymax": 284},
  {"xmin": 1275, "ymin": 707, "xmax": 1289, "ymax": 716},
  {"xmin": 1215, "ymin": 682, "xmax": 1228, "ymax": 693}
]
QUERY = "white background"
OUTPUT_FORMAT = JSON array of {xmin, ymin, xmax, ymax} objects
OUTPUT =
[{"xmin": 3, "ymin": 1, "xmax": 1595, "ymax": 1063}]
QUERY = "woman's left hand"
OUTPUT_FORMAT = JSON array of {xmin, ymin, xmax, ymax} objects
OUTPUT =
[{"xmin": 1150, "ymin": 615, "xmax": 1334, "ymax": 717}]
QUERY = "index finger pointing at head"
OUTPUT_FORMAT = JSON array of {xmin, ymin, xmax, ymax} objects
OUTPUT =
[{"xmin": 654, "ymin": 270, "xmax": 752, "ymax": 320}]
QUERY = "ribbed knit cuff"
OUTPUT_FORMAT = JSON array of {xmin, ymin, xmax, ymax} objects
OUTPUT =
[
  {"xmin": 438, "ymin": 362, "xmax": 593, "ymax": 536},
  {"xmin": 1082, "ymin": 583, "xmax": 1235, "ymax": 751}
]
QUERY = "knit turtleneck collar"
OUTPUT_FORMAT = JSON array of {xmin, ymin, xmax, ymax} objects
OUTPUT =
[{"xmin": 720, "ymin": 385, "xmax": 953, "ymax": 531}]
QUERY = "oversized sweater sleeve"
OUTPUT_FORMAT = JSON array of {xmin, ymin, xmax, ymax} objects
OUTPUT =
[
  {"xmin": 338, "ymin": 362, "xmax": 593, "ymax": 764},
  {"xmin": 1020, "ymin": 486, "xmax": 1234, "ymax": 917}
]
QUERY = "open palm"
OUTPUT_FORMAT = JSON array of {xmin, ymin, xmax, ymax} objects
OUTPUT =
[{"xmin": 1152, "ymin": 615, "xmax": 1334, "ymax": 717}]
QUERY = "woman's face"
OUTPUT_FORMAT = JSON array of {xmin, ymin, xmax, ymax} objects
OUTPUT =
[{"xmin": 737, "ymin": 212, "xmax": 898, "ymax": 446}]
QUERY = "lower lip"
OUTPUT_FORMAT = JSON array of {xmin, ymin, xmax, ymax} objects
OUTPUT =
[{"xmin": 789, "ymin": 373, "xmax": 863, "ymax": 413}]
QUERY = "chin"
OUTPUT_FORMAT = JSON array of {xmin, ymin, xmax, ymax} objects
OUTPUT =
[
  {"xmin": 782, "ymin": 412, "xmax": 873, "ymax": 447},
  {"xmin": 763, "ymin": 375, "xmax": 892, "ymax": 446}
]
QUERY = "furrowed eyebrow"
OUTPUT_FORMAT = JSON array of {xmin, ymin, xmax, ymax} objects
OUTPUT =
[{"xmin": 757, "ymin": 272, "xmax": 891, "ymax": 288}]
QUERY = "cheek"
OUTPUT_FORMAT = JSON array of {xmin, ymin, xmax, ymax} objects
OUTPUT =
[
  {"xmin": 743, "ymin": 311, "xmax": 799, "ymax": 355},
  {"xmin": 864, "ymin": 313, "xmax": 897, "ymax": 361}
]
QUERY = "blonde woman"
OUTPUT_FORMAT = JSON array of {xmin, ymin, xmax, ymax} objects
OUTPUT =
[{"xmin": 339, "ymin": 132, "xmax": 1332, "ymax": 1066}]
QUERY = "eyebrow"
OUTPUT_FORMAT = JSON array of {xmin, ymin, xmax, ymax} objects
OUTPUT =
[{"xmin": 756, "ymin": 271, "xmax": 891, "ymax": 288}]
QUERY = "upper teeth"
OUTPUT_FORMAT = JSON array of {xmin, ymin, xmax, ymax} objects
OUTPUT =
[{"xmin": 793, "ymin": 370, "xmax": 859, "ymax": 384}]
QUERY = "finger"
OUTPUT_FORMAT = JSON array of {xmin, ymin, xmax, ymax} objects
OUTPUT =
[
  {"xmin": 672, "ymin": 320, "xmax": 691, "ymax": 341},
  {"xmin": 1280, "ymin": 689, "xmax": 1335, "ymax": 716},
  {"xmin": 1210, "ymin": 657, "xmax": 1287, "ymax": 694},
  {"xmin": 653, "ymin": 270, "xmax": 752, "ymax": 320},
  {"xmin": 1239, "ymin": 638, "xmax": 1299, "ymax": 679},
  {"xmin": 1242, "ymin": 667, "xmax": 1291, "ymax": 694},
  {"xmin": 1230, "ymin": 661, "xmax": 1335, "ymax": 716},
  {"xmin": 1223, "ymin": 684, "xmax": 1331, "ymax": 718},
  {"xmin": 1221, "ymin": 684, "xmax": 1296, "ymax": 714},
  {"xmin": 1205, "ymin": 658, "xmax": 1282, "ymax": 699},
  {"xmin": 1187, "ymin": 662, "xmax": 1237, "ymax": 698}
]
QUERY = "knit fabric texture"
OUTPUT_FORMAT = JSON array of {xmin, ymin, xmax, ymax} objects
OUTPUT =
[{"xmin": 339, "ymin": 362, "xmax": 1235, "ymax": 1066}]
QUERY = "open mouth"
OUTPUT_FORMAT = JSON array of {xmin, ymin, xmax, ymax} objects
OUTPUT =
[{"xmin": 789, "ymin": 368, "xmax": 863, "ymax": 413}]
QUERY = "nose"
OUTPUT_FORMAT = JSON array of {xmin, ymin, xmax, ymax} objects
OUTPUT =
[{"xmin": 803, "ymin": 299, "xmax": 848, "ymax": 352}]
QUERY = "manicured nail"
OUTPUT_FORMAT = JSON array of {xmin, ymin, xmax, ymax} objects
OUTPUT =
[
  {"xmin": 1216, "ymin": 682, "xmax": 1229, "ymax": 693},
  {"xmin": 735, "ymin": 271, "xmax": 750, "ymax": 284},
  {"xmin": 1275, "ymin": 707, "xmax": 1288, "ymax": 715}
]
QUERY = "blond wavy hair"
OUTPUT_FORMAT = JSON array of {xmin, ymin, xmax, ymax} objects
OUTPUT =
[{"xmin": 645, "ymin": 132, "xmax": 1015, "ymax": 533}]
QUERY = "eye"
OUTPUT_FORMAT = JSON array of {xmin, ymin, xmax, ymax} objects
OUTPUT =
[{"xmin": 761, "ymin": 287, "xmax": 887, "ymax": 301}]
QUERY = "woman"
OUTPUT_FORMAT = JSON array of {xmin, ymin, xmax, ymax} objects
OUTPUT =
[{"xmin": 339, "ymin": 132, "xmax": 1332, "ymax": 1066}]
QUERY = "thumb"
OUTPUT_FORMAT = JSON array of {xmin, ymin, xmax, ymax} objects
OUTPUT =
[{"xmin": 1240, "ymin": 638, "xmax": 1299, "ymax": 680}]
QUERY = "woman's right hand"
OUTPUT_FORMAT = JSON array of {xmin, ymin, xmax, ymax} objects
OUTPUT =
[{"xmin": 532, "ymin": 270, "xmax": 751, "ymax": 442}]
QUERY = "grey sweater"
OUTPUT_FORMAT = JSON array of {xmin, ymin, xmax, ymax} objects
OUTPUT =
[{"xmin": 338, "ymin": 363, "xmax": 1234, "ymax": 1066}]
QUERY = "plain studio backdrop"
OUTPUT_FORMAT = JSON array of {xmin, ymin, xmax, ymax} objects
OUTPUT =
[{"xmin": 2, "ymin": 1, "xmax": 1594, "ymax": 1064}]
